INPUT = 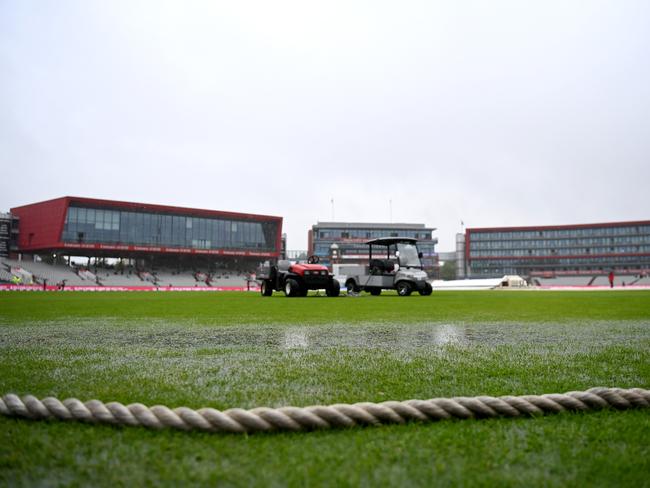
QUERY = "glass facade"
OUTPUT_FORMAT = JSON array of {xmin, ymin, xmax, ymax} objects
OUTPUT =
[
  {"xmin": 61, "ymin": 205, "xmax": 278, "ymax": 252},
  {"xmin": 467, "ymin": 223, "xmax": 650, "ymax": 277}
]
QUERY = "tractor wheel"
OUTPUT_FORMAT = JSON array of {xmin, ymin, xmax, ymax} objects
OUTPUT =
[
  {"xmin": 419, "ymin": 283, "xmax": 433, "ymax": 296},
  {"xmin": 346, "ymin": 279, "xmax": 359, "ymax": 295},
  {"xmin": 284, "ymin": 279, "xmax": 300, "ymax": 297},
  {"xmin": 369, "ymin": 288, "xmax": 381, "ymax": 296},
  {"xmin": 396, "ymin": 281, "xmax": 412, "ymax": 296},
  {"xmin": 326, "ymin": 279, "xmax": 340, "ymax": 297},
  {"xmin": 261, "ymin": 280, "xmax": 273, "ymax": 296}
]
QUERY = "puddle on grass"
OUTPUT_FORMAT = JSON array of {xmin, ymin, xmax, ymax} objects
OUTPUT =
[
  {"xmin": 1, "ymin": 319, "xmax": 648, "ymax": 352},
  {"xmin": 276, "ymin": 322, "xmax": 648, "ymax": 350}
]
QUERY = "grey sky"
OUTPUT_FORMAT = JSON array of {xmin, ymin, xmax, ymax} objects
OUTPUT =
[{"xmin": 1, "ymin": 1, "xmax": 649, "ymax": 251}]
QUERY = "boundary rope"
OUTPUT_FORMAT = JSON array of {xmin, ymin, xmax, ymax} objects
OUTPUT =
[{"xmin": 1, "ymin": 387, "xmax": 648, "ymax": 434}]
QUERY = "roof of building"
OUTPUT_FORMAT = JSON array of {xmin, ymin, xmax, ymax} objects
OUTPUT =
[
  {"xmin": 467, "ymin": 220, "xmax": 650, "ymax": 233},
  {"xmin": 366, "ymin": 237, "xmax": 418, "ymax": 246},
  {"xmin": 314, "ymin": 222, "xmax": 435, "ymax": 231},
  {"xmin": 11, "ymin": 196, "xmax": 282, "ymax": 222}
]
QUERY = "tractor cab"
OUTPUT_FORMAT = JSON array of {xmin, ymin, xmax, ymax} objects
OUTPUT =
[{"xmin": 257, "ymin": 255, "xmax": 340, "ymax": 297}]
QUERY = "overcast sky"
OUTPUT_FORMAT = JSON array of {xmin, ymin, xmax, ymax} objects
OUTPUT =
[{"xmin": 1, "ymin": 1, "xmax": 649, "ymax": 251}]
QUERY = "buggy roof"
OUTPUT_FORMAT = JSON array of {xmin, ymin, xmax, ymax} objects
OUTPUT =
[{"xmin": 365, "ymin": 237, "xmax": 418, "ymax": 246}]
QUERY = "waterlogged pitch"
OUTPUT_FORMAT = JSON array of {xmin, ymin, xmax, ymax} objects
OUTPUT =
[{"xmin": 1, "ymin": 291, "xmax": 649, "ymax": 486}]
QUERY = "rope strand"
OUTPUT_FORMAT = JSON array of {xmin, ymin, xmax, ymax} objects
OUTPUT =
[{"xmin": 1, "ymin": 387, "xmax": 648, "ymax": 434}]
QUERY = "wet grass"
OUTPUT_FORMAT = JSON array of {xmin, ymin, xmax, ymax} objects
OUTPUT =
[{"xmin": 1, "ymin": 291, "xmax": 649, "ymax": 486}]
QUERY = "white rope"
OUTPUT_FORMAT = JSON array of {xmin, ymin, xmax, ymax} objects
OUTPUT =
[{"xmin": 1, "ymin": 387, "xmax": 648, "ymax": 434}]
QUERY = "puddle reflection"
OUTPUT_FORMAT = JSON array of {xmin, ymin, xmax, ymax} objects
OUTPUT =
[
  {"xmin": 432, "ymin": 324, "xmax": 469, "ymax": 346},
  {"xmin": 283, "ymin": 329, "xmax": 309, "ymax": 349},
  {"xmin": 4, "ymin": 320, "xmax": 646, "ymax": 351},
  {"xmin": 278, "ymin": 324, "xmax": 477, "ymax": 350}
]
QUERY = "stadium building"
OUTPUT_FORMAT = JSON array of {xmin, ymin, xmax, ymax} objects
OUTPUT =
[
  {"xmin": 1, "ymin": 196, "xmax": 282, "ymax": 288},
  {"xmin": 308, "ymin": 222, "xmax": 438, "ymax": 276},
  {"xmin": 459, "ymin": 220, "xmax": 650, "ymax": 285}
]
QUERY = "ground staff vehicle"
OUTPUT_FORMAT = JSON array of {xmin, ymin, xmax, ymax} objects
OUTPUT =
[
  {"xmin": 257, "ymin": 256, "xmax": 340, "ymax": 297},
  {"xmin": 343, "ymin": 237, "xmax": 432, "ymax": 296}
]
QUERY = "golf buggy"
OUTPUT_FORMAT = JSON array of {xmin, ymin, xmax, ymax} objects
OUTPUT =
[
  {"xmin": 343, "ymin": 237, "xmax": 432, "ymax": 296},
  {"xmin": 257, "ymin": 255, "xmax": 340, "ymax": 297}
]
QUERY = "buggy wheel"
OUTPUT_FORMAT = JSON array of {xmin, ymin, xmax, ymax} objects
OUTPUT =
[
  {"xmin": 299, "ymin": 285, "xmax": 309, "ymax": 297},
  {"xmin": 419, "ymin": 283, "xmax": 433, "ymax": 296},
  {"xmin": 326, "ymin": 279, "xmax": 340, "ymax": 297},
  {"xmin": 261, "ymin": 280, "xmax": 273, "ymax": 296},
  {"xmin": 346, "ymin": 279, "xmax": 359, "ymax": 295},
  {"xmin": 396, "ymin": 281, "xmax": 412, "ymax": 296},
  {"xmin": 284, "ymin": 279, "xmax": 300, "ymax": 297}
]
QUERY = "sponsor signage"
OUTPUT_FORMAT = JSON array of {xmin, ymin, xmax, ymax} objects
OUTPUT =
[
  {"xmin": 59, "ymin": 242, "xmax": 277, "ymax": 257},
  {"xmin": 0, "ymin": 284, "xmax": 261, "ymax": 292}
]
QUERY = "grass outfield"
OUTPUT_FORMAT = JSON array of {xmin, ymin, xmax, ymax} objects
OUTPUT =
[{"xmin": 1, "ymin": 291, "xmax": 649, "ymax": 486}]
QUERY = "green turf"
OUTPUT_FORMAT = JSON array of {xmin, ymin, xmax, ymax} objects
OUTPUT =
[
  {"xmin": 1, "ymin": 289, "xmax": 649, "ymax": 324},
  {"xmin": 1, "ymin": 291, "xmax": 649, "ymax": 487}
]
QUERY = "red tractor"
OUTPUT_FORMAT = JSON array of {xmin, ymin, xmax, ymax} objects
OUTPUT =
[{"xmin": 257, "ymin": 256, "xmax": 340, "ymax": 297}]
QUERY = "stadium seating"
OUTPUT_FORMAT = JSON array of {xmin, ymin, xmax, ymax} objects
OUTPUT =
[
  {"xmin": 635, "ymin": 276, "xmax": 650, "ymax": 286},
  {"xmin": 153, "ymin": 271, "xmax": 198, "ymax": 287},
  {"xmin": 1, "ymin": 259, "xmax": 87, "ymax": 286},
  {"xmin": 535, "ymin": 274, "xmax": 650, "ymax": 287},
  {"xmin": 0, "ymin": 258, "xmax": 257, "ymax": 288},
  {"xmin": 0, "ymin": 259, "xmax": 35, "ymax": 284},
  {"xmin": 0, "ymin": 268, "xmax": 15, "ymax": 283},
  {"xmin": 597, "ymin": 275, "xmax": 650, "ymax": 287},
  {"xmin": 94, "ymin": 271, "xmax": 139, "ymax": 286},
  {"xmin": 535, "ymin": 276, "xmax": 592, "ymax": 286},
  {"xmin": 77, "ymin": 268, "xmax": 98, "ymax": 282}
]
